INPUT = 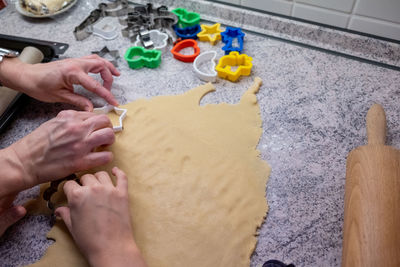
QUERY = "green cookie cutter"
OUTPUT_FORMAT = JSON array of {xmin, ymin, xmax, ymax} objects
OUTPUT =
[
  {"xmin": 124, "ymin": 46, "xmax": 162, "ymax": 69},
  {"xmin": 172, "ymin": 8, "xmax": 200, "ymax": 28}
]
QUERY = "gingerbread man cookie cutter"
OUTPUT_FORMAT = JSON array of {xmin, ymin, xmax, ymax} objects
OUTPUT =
[{"xmin": 93, "ymin": 105, "xmax": 127, "ymax": 132}]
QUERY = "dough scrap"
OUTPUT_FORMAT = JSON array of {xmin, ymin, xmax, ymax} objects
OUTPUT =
[{"xmin": 27, "ymin": 77, "xmax": 270, "ymax": 267}]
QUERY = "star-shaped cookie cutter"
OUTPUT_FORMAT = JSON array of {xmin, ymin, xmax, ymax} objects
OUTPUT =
[
  {"xmin": 93, "ymin": 105, "xmax": 127, "ymax": 132},
  {"xmin": 215, "ymin": 51, "xmax": 253, "ymax": 82},
  {"xmin": 197, "ymin": 23, "xmax": 223, "ymax": 45},
  {"xmin": 92, "ymin": 46, "xmax": 120, "ymax": 67}
]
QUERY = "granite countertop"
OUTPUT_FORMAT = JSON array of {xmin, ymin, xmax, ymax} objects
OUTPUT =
[{"xmin": 1, "ymin": 1, "xmax": 400, "ymax": 266}]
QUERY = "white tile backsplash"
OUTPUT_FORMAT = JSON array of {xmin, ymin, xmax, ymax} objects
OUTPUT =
[
  {"xmin": 349, "ymin": 15, "xmax": 400, "ymax": 40},
  {"xmin": 354, "ymin": 0, "xmax": 400, "ymax": 24},
  {"xmin": 295, "ymin": 0, "xmax": 355, "ymax": 13},
  {"xmin": 292, "ymin": 3, "xmax": 349, "ymax": 28},
  {"xmin": 235, "ymin": 0, "xmax": 400, "ymax": 40},
  {"xmin": 217, "ymin": 0, "xmax": 241, "ymax": 5},
  {"xmin": 241, "ymin": 0, "xmax": 293, "ymax": 16}
]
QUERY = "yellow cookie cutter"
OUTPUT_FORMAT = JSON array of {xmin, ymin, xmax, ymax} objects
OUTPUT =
[
  {"xmin": 215, "ymin": 51, "xmax": 253, "ymax": 82},
  {"xmin": 197, "ymin": 23, "xmax": 223, "ymax": 45}
]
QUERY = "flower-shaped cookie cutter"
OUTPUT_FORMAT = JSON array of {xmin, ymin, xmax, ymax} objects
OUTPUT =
[
  {"xmin": 124, "ymin": 46, "xmax": 162, "ymax": 69},
  {"xmin": 215, "ymin": 51, "xmax": 253, "ymax": 82},
  {"xmin": 93, "ymin": 104, "xmax": 127, "ymax": 132},
  {"xmin": 171, "ymin": 39, "xmax": 200, "ymax": 62},
  {"xmin": 92, "ymin": 17, "xmax": 119, "ymax": 40},
  {"xmin": 134, "ymin": 29, "xmax": 169, "ymax": 53},
  {"xmin": 171, "ymin": 8, "xmax": 200, "ymax": 28},
  {"xmin": 193, "ymin": 51, "xmax": 218, "ymax": 82},
  {"xmin": 197, "ymin": 23, "xmax": 223, "ymax": 45},
  {"xmin": 173, "ymin": 24, "xmax": 201, "ymax": 40},
  {"xmin": 221, "ymin": 27, "xmax": 245, "ymax": 55}
]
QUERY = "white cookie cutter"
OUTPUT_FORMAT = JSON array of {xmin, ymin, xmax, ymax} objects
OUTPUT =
[
  {"xmin": 134, "ymin": 29, "xmax": 169, "ymax": 53},
  {"xmin": 193, "ymin": 51, "xmax": 218, "ymax": 82},
  {"xmin": 93, "ymin": 17, "xmax": 119, "ymax": 40},
  {"xmin": 93, "ymin": 105, "xmax": 127, "ymax": 132}
]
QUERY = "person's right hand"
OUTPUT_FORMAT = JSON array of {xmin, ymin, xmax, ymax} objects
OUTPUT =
[
  {"xmin": 7, "ymin": 109, "xmax": 115, "ymax": 192},
  {"xmin": 56, "ymin": 168, "xmax": 147, "ymax": 267}
]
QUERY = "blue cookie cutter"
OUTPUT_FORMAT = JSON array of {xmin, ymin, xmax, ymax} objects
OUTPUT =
[
  {"xmin": 220, "ymin": 27, "xmax": 245, "ymax": 55},
  {"xmin": 173, "ymin": 24, "xmax": 201, "ymax": 40}
]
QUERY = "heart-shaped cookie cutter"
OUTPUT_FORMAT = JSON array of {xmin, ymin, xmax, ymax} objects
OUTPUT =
[
  {"xmin": 93, "ymin": 104, "xmax": 127, "ymax": 132},
  {"xmin": 215, "ymin": 51, "xmax": 253, "ymax": 82},
  {"xmin": 170, "ymin": 39, "xmax": 200, "ymax": 62},
  {"xmin": 173, "ymin": 24, "xmax": 201, "ymax": 40},
  {"xmin": 197, "ymin": 23, "xmax": 223, "ymax": 45},
  {"xmin": 221, "ymin": 27, "xmax": 245, "ymax": 55},
  {"xmin": 134, "ymin": 29, "xmax": 169, "ymax": 53},
  {"xmin": 171, "ymin": 8, "xmax": 200, "ymax": 28},
  {"xmin": 124, "ymin": 46, "xmax": 162, "ymax": 69},
  {"xmin": 193, "ymin": 51, "xmax": 218, "ymax": 82}
]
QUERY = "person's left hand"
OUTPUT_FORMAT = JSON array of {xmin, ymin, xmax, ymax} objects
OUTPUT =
[{"xmin": 11, "ymin": 55, "xmax": 120, "ymax": 111}]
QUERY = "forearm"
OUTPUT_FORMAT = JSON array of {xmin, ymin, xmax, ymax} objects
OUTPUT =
[
  {"xmin": 0, "ymin": 57, "xmax": 29, "ymax": 92},
  {"xmin": 0, "ymin": 147, "xmax": 29, "ymax": 198},
  {"xmin": 88, "ymin": 243, "xmax": 147, "ymax": 267}
]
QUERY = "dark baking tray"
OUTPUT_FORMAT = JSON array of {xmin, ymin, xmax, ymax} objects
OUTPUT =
[{"xmin": 0, "ymin": 34, "xmax": 68, "ymax": 133}]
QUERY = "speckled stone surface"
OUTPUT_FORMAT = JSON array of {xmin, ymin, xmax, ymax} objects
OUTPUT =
[{"xmin": 0, "ymin": 1, "xmax": 400, "ymax": 267}]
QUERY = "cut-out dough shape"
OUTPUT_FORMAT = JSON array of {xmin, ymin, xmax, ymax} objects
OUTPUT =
[{"xmin": 27, "ymin": 77, "xmax": 270, "ymax": 267}]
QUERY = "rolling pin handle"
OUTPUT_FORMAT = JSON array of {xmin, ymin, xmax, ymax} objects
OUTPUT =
[{"xmin": 366, "ymin": 104, "xmax": 386, "ymax": 145}]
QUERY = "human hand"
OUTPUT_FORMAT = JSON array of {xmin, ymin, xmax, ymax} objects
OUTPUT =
[
  {"xmin": 55, "ymin": 168, "xmax": 147, "ymax": 267},
  {"xmin": 1, "ymin": 55, "xmax": 120, "ymax": 111},
  {"xmin": 0, "ymin": 194, "xmax": 26, "ymax": 237},
  {"xmin": 7, "ymin": 110, "xmax": 115, "ymax": 192}
]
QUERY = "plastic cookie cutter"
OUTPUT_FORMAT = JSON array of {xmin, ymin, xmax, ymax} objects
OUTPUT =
[
  {"xmin": 197, "ymin": 23, "xmax": 223, "ymax": 45},
  {"xmin": 124, "ymin": 46, "xmax": 162, "ymax": 69},
  {"xmin": 193, "ymin": 51, "xmax": 218, "ymax": 82},
  {"xmin": 92, "ymin": 17, "xmax": 119, "ymax": 40},
  {"xmin": 93, "ymin": 104, "xmax": 127, "ymax": 132},
  {"xmin": 220, "ymin": 27, "xmax": 245, "ymax": 55},
  {"xmin": 92, "ymin": 46, "xmax": 120, "ymax": 67},
  {"xmin": 171, "ymin": 8, "xmax": 200, "ymax": 28},
  {"xmin": 173, "ymin": 24, "xmax": 201, "ymax": 40},
  {"xmin": 215, "ymin": 51, "xmax": 253, "ymax": 82},
  {"xmin": 134, "ymin": 29, "xmax": 169, "ymax": 53},
  {"xmin": 171, "ymin": 39, "xmax": 200, "ymax": 62}
]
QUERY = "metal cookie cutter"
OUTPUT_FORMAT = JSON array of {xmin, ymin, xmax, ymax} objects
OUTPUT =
[
  {"xmin": 193, "ymin": 51, "xmax": 218, "ymax": 82},
  {"xmin": 92, "ymin": 46, "xmax": 120, "ymax": 67},
  {"xmin": 93, "ymin": 105, "xmax": 127, "ymax": 132},
  {"xmin": 43, "ymin": 174, "xmax": 78, "ymax": 214},
  {"xmin": 134, "ymin": 30, "xmax": 168, "ymax": 53},
  {"xmin": 92, "ymin": 17, "xmax": 119, "ymax": 40},
  {"xmin": 215, "ymin": 51, "xmax": 253, "ymax": 82},
  {"xmin": 74, "ymin": 0, "xmax": 134, "ymax": 41}
]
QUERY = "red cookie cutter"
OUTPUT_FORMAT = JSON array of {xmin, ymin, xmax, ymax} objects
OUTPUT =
[{"xmin": 170, "ymin": 39, "xmax": 200, "ymax": 62}]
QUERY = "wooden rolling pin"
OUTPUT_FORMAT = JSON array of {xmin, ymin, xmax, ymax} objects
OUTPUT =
[
  {"xmin": 0, "ymin": 46, "xmax": 44, "ymax": 115},
  {"xmin": 342, "ymin": 104, "xmax": 400, "ymax": 267}
]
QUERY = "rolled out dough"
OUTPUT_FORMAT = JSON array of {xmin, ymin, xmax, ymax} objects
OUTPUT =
[{"xmin": 27, "ymin": 77, "xmax": 270, "ymax": 267}]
